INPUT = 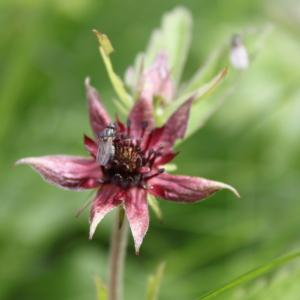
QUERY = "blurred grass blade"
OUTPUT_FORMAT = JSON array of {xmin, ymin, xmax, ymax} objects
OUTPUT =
[
  {"xmin": 93, "ymin": 30, "xmax": 133, "ymax": 109},
  {"xmin": 144, "ymin": 6, "xmax": 192, "ymax": 84},
  {"xmin": 197, "ymin": 250, "xmax": 300, "ymax": 300},
  {"xmin": 148, "ymin": 194, "xmax": 163, "ymax": 221},
  {"xmin": 162, "ymin": 68, "xmax": 227, "ymax": 127},
  {"xmin": 146, "ymin": 262, "xmax": 166, "ymax": 300},
  {"xmin": 181, "ymin": 47, "xmax": 227, "ymax": 95},
  {"xmin": 95, "ymin": 277, "xmax": 108, "ymax": 300}
]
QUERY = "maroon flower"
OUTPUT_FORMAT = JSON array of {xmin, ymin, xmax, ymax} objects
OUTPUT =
[{"xmin": 16, "ymin": 78, "xmax": 239, "ymax": 253}]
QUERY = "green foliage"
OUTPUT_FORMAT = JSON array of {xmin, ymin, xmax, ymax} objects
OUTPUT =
[
  {"xmin": 95, "ymin": 277, "xmax": 108, "ymax": 300},
  {"xmin": 146, "ymin": 262, "xmax": 166, "ymax": 300},
  {"xmin": 93, "ymin": 30, "xmax": 133, "ymax": 111},
  {"xmin": 198, "ymin": 251, "xmax": 300, "ymax": 300}
]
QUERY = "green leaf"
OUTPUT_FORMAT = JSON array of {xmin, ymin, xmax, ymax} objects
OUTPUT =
[
  {"xmin": 95, "ymin": 277, "xmax": 108, "ymax": 300},
  {"xmin": 180, "ymin": 47, "xmax": 228, "ymax": 95},
  {"xmin": 93, "ymin": 30, "xmax": 133, "ymax": 110},
  {"xmin": 144, "ymin": 6, "xmax": 192, "ymax": 84},
  {"xmin": 146, "ymin": 262, "xmax": 166, "ymax": 300},
  {"xmin": 148, "ymin": 194, "xmax": 163, "ymax": 221},
  {"xmin": 161, "ymin": 68, "xmax": 227, "ymax": 129},
  {"xmin": 197, "ymin": 250, "xmax": 300, "ymax": 300}
]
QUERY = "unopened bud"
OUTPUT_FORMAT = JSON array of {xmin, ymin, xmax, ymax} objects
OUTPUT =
[{"xmin": 230, "ymin": 34, "xmax": 249, "ymax": 70}]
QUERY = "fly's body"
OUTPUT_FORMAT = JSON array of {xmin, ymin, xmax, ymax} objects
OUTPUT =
[{"xmin": 97, "ymin": 123, "xmax": 116, "ymax": 166}]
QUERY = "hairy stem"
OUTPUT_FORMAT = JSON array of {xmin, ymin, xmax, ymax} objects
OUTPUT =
[{"xmin": 108, "ymin": 208, "xmax": 128, "ymax": 300}]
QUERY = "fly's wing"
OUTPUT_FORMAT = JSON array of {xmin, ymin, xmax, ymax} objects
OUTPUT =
[{"xmin": 96, "ymin": 139, "xmax": 113, "ymax": 166}]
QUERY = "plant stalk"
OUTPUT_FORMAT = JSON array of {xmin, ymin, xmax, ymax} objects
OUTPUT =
[{"xmin": 108, "ymin": 208, "xmax": 128, "ymax": 300}]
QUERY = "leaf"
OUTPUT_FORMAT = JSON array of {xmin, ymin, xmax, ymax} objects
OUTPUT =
[
  {"xmin": 148, "ymin": 194, "xmax": 163, "ymax": 221},
  {"xmin": 95, "ymin": 277, "xmax": 108, "ymax": 300},
  {"xmin": 197, "ymin": 250, "xmax": 300, "ymax": 300},
  {"xmin": 161, "ymin": 68, "xmax": 227, "ymax": 128},
  {"xmin": 180, "ymin": 47, "xmax": 228, "ymax": 95},
  {"xmin": 145, "ymin": 6, "xmax": 192, "ymax": 84},
  {"xmin": 146, "ymin": 262, "xmax": 166, "ymax": 300},
  {"xmin": 93, "ymin": 30, "xmax": 133, "ymax": 109}
]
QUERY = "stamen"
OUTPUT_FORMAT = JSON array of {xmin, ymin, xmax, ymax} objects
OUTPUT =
[
  {"xmin": 127, "ymin": 120, "xmax": 131, "ymax": 136},
  {"xmin": 143, "ymin": 168, "xmax": 164, "ymax": 180},
  {"xmin": 140, "ymin": 121, "xmax": 148, "ymax": 139},
  {"xmin": 100, "ymin": 119, "xmax": 172, "ymax": 188}
]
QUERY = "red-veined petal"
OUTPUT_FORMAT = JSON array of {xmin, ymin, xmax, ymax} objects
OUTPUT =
[
  {"xmin": 124, "ymin": 188, "xmax": 149, "ymax": 254},
  {"xmin": 128, "ymin": 98, "xmax": 154, "ymax": 139},
  {"xmin": 149, "ymin": 173, "xmax": 239, "ymax": 202},
  {"xmin": 16, "ymin": 155, "xmax": 102, "ymax": 190},
  {"xmin": 85, "ymin": 77, "xmax": 111, "ymax": 135},
  {"xmin": 83, "ymin": 135, "xmax": 98, "ymax": 158},
  {"xmin": 150, "ymin": 98, "xmax": 193, "ymax": 150},
  {"xmin": 89, "ymin": 185, "xmax": 122, "ymax": 239}
]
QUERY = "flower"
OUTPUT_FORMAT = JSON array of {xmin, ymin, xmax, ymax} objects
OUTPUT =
[
  {"xmin": 16, "ymin": 77, "xmax": 239, "ymax": 254},
  {"xmin": 230, "ymin": 34, "xmax": 249, "ymax": 70},
  {"xmin": 126, "ymin": 52, "xmax": 174, "ymax": 105}
]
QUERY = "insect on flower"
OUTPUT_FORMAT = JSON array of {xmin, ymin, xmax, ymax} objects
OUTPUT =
[
  {"xmin": 16, "ymin": 76, "xmax": 239, "ymax": 254},
  {"xmin": 97, "ymin": 123, "xmax": 117, "ymax": 166}
]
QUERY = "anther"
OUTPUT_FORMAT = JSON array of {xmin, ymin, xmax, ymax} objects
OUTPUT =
[
  {"xmin": 143, "ymin": 168, "xmax": 165, "ymax": 180},
  {"xmin": 127, "ymin": 120, "xmax": 131, "ymax": 136},
  {"xmin": 140, "ymin": 121, "xmax": 148, "ymax": 139}
]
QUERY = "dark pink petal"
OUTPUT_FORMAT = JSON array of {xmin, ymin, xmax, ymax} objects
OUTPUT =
[
  {"xmin": 16, "ymin": 155, "xmax": 102, "ymax": 190},
  {"xmin": 128, "ymin": 98, "xmax": 154, "ymax": 139},
  {"xmin": 149, "ymin": 173, "xmax": 239, "ymax": 203},
  {"xmin": 89, "ymin": 185, "xmax": 122, "ymax": 239},
  {"xmin": 139, "ymin": 53, "xmax": 174, "ymax": 103},
  {"xmin": 84, "ymin": 135, "xmax": 98, "ymax": 158},
  {"xmin": 85, "ymin": 77, "xmax": 111, "ymax": 135},
  {"xmin": 154, "ymin": 151, "xmax": 178, "ymax": 166},
  {"xmin": 115, "ymin": 115, "xmax": 126, "ymax": 133},
  {"xmin": 125, "ymin": 188, "xmax": 149, "ymax": 254},
  {"xmin": 142, "ymin": 127, "xmax": 164, "ymax": 151},
  {"xmin": 151, "ymin": 98, "xmax": 193, "ymax": 150}
]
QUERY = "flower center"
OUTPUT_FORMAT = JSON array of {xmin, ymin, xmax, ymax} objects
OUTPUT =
[{"xmin": 100, "ymin": 127, "xmax": 163, "ymax": 189}]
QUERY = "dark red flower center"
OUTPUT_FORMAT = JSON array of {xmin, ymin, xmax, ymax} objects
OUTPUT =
[{"xmin": 100, "ymin": 124, "xmax": 164, "ymax": 189}]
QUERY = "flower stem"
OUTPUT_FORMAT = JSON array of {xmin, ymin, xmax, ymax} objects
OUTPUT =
[{"xmin": 108, "ymin": 208, "xmax": 128, "ymax": 300}]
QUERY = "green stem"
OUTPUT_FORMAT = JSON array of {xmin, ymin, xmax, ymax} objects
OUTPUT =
[{"xmin": 108, "ymin": 208, "xmax": 128, "ymax": 300}]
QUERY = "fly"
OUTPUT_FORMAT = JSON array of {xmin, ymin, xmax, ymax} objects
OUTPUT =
[{"xmin": 96, "ymin": 123, "xmax": 116, "ymax": 166}]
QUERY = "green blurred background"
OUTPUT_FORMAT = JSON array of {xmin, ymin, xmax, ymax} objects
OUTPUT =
[{"xmin": 1, "ymin": 0, "xmax": 300, "ymax": 299}]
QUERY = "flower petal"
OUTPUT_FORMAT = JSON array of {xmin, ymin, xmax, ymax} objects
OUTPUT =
[
  {"xmin": 83, "ymin": 135, "xmax": 98, "ymax": 158},
  {"xmin": 149, "ymin": 173, "xmax": 239, "ymax": 202},
  {"xmin": 124, "ymin": 188, "xmax": 149, "ymax": 254},
  {"xmin": 128, "ymin": 98, "xmax": 154, "ymax": 139},
  {"xmin": 154, "ymin": 151, "xmax": 178, "ymax": 166},
  {"xmin": 16, "ymin": 155, "xmax": 102, "ymax": 190},
  {"xmin": 85, "ymin": 77, "xmax": 111, "ymax": 135},
  {"xmin": 151, "ymin": 98, "xmax": 193, "ymax": 150},
  {"xmin": 89, "ymin": 185, "xmax": 122, "ymax": 239},
  {"xmin": 139, "ymin": 53, "xmax": 174, "ymax": 103}
]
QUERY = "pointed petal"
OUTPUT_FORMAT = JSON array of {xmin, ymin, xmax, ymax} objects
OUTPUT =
[
  {"xmin": 85, "ymin": 77, "xmax": 111, "ymax": 135},
  {"xmin": 128, "ymin": 98, "xmax": 154, "ymax": 139},
  {"xmin": 149, "ymin": 173, "xmax": 239, "ymax": 203},
  {"xmin": 84, "ymin": 135, "xmax": 98, "ymax": 158},
  {"xmin": 89, "ymin": 185, "xmax": 122, "ymax": 239},
  {"xmin": 125, "ymin": 188, "xmax": 149, "ymax": 254},
  {"xmin": 16, "ymin": 155, "xmax": 102, "ymax": 190},
  {"xmin": 154, "ymin": 151, "xmax": 178, "ymax": 166},
  {"xmin": 151, "ymin": 98, "xmax": 193, "ymax": 150}
]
